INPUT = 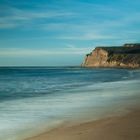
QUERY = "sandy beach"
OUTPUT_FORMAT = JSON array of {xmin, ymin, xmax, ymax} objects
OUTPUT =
[{"xmin": 25, "ymin": 109, "xmax": 140, "ymax": 140}]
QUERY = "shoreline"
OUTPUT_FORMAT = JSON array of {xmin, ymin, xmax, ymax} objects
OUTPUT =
[
  {"xmin": 25, "ymin": 108, "xmax": 140, "ymax": 140},
  {"xmin": 81, "ymin": 66, "xmax": 140, "ymax": 69}
]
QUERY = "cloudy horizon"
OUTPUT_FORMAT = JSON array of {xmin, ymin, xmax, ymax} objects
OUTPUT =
[{"xmin": 0, "ymin": 0, "xmax": 140, "ymax": 66}]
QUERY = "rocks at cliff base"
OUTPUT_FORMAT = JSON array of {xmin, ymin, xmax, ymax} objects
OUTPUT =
[{"xmin": 82, "ymin": 43, "xmax": 140, "ymax": 68}]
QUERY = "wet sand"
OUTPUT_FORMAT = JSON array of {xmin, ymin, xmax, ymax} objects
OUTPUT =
[{"xmin": 25, "ymin": 109, "xmax": 140, "ymax": 140}]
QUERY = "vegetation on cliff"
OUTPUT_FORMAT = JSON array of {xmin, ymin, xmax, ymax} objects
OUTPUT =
[{"xmin": 82, "ymin": 43, "xmax": 140, "ymax": 68}]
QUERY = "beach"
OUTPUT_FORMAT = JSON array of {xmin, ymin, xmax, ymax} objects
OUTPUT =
[
  {"xmin": 0, "ymin": 68, "xmax": 140, "ymax": 140},
  {"xmin": 26, "ymin": 108, "xmax": 140, "ymax": 140}
]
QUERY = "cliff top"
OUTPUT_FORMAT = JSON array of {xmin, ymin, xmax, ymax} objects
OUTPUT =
[
  {"xmin": 95, "ymin": 43, "xmax": 140, "ymax": 54},
  {"xmin": 82, "ymin": 43, "xmax": 140, "ymax": 68}
]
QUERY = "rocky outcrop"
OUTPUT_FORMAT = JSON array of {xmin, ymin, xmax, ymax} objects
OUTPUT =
[{"xmin": 82, "ymin": 43, "xmax": 140, "ymax": 68}]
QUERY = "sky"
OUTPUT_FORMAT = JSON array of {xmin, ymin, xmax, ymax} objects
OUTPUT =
[{"xmin": 0, "ymin": 0, "xmax": 140, "ymax": 66}]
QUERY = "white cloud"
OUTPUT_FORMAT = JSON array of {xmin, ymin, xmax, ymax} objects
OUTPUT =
[
  {"xmin": 1, "ymin": 1, "xmax": 140, "ymax": 44},
  {"xmin": 55, "ymin": 33, "xmax": 117, "ymax": 40},
  {"xmin": 0, "ymin": 23, "xmax": 17, "ymax": 29},
  {"xmin": 0, "ymin": 6, "xmax": 75, "ymax": 29},
  {"xmin": 0, "ymin": 46, "xmax": 91, "ymax": 57}
]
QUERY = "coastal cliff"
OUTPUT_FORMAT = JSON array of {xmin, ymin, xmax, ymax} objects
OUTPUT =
[{"xmin": 82, "ymin": 43, "xmax": 140, "ymax": 68}]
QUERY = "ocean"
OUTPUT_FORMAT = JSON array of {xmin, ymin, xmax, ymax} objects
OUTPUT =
[{"xmin": 0, "ymin": 67, "xmax": 140, "ymax": 140}]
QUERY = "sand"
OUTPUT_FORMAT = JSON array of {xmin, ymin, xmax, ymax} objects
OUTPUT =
[{"xmin": 25, "ymin": 109, "xmax": 140, "ymax": 140}]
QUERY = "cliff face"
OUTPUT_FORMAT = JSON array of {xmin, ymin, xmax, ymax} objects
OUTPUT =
[{"xmin": 82, "ymin": 44, "xmax": 140, "ymax": 68}]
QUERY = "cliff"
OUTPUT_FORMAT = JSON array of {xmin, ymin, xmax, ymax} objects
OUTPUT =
[{"xmin": 82, "ymin": 43, "xmax": 140, "ymax": 68}]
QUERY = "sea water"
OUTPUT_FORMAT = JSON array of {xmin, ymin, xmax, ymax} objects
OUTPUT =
[{"xmin": 0, "ymin": 67, "xmax": 140, "ymax": 140}]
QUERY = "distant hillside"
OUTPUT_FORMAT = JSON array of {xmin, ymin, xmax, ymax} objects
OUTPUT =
[{"xmin": 82, "ymin": 43, "xmax": 140, "ymax": 68}]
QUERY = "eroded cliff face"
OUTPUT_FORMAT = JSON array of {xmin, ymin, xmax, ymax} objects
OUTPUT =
[
  {"xmin": 82, "ymin": 44, "xmax": 140, "ymax": 68},
  {"xmin": 82, "ymin": 48, "xmax": 109, "ymax": 67}
]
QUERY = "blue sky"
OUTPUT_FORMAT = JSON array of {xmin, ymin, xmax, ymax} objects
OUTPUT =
[{"xmin": 0, "ymin": 0, "xmax": 140, "ymax": 66}]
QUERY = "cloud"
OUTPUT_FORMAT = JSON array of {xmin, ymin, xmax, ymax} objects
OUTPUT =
[
  {"xmin": 0, "ymin": 5, "xmax": 75, "ymax": 29},
  {"xmin": 0, "ymin": 46, "xmax": 91, "ymax": 57},
  {"xmin": 54, "ymin": 32, "xmax": 117, "ymax": 40},
  {"xmin": 0, "ymin": 23, "xmax": 17, "ymax": 29},
  {"xmin": 39, "ymin": 10, "xmax": 140, "ymax": 41},
  {"xmin": 0, "ymin": 0, "xmax": 140, "ymax": 44},
  {"xmin": 0, "ymin": 0, "xmax": 124, "ymax": 30}
]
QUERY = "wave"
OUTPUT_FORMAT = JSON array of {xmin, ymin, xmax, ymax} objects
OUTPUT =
[{"xmin": 0, "ymin": 68, "xmax": 140, "ymax": 140}]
